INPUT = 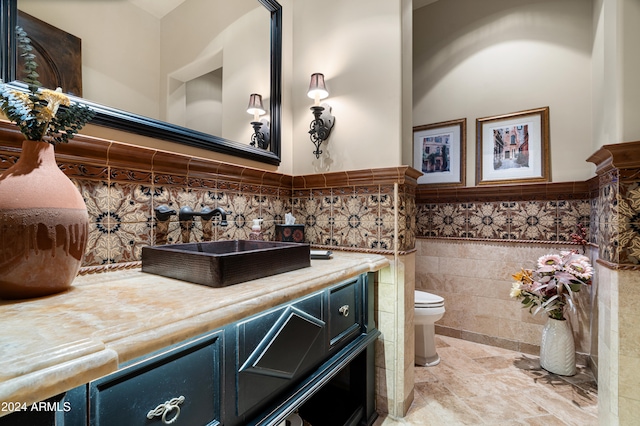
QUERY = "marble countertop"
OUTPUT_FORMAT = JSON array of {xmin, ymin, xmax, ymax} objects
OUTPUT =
[{"xmin": 0, "ymin": 251, "xmax": 388, "ymax": 413}]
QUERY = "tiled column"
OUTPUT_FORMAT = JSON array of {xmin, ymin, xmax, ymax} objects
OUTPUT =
[
  {"xmin": 588, "ymin": 142, "xmax": 640, "ymax": 425},
  {"xmin": 290, "ymin": 168, "xmax": 420, "ymax": 419},
  {"xmin": 375, "ymin": 181, "xmax": 418, "ymax": 418},
  {"xmin": 376, "ymin": 251, "xmax": 415, "ymax": 417}
]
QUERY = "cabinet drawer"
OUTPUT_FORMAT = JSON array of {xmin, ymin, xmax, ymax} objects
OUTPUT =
[
  {"xmin": 89, "ymin": 331, "xmax": 222, "ymax": 426},
  {"xmin": 328, "ymin": 278, "xmax": 361, "ymax": 348}
]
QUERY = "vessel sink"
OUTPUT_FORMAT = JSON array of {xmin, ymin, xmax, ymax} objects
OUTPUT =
[{"xmin": 141, "ymin": 240, "xmax": 311, "ymax": 287}]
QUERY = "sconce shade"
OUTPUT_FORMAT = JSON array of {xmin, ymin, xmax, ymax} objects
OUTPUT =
[
  {"xmin": 247, "ymin": 93, "xmax": 266, "ymax": 116},
  {"xmin": 307, "ymin": 73, "xmax": 329, "ymax": 100}
]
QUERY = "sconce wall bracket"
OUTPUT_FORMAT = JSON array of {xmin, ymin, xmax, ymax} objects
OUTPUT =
[
  {"xmin": 309, "ymin": 103, "xmax": 335, "ymax": 158},
  {"xmin": 250, "ymin": 119, "xmax": 270, "ymax": 150}
]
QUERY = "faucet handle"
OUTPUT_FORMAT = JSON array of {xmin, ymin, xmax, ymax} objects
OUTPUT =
[
  {"xmin": 154, "ymin": 205, "xmax": 177, "ymax": 221},
  {"xmin": 178, "ymin": 206, "xmax": 196, "ymax": 222}
]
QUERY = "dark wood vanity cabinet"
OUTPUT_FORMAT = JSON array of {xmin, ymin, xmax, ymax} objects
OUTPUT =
[
  {"xmin": 0, "ymin": 273, "xmax": 378, "ymax": 426},
  {"xmin": 229, "ymin": 273, "xmax": 378, "ymax": 426}
]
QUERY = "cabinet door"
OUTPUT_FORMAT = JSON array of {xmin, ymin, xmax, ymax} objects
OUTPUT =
[
  {"xmin": 235, "ymin": 292, "xmax": 325, "ymax": 417},
  {"xmin": 89, "ymin": 331, "xmax": 222, "ymax": 426}
]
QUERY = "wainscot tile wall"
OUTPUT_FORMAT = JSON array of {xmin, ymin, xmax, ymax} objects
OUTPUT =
[
  {"xmin": 1, "ymin": 129, "xmax": 256, "ymax": 265},
  {"xmin": 412, "ymin": 141, "xmax": 636, "ymax": 268},
  {"xmin": 588, "ymin": 143, "xmax": 640, "ymax": 266},
  {"xmin": 413, "ymin": 181, "xmax": 599, "ymax": 361},
  {"xmin": 413, "ymin": 141, "xmax": 640, "ymax": 426}
]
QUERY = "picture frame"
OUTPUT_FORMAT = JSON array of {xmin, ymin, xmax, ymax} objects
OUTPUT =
[
  {"xmin": 413, "ymin": 118, "xmax": 466, "ymax": 186},
  {"xmin": 476, "ymin": 107, "xmax": 550, "ymax": 185}
]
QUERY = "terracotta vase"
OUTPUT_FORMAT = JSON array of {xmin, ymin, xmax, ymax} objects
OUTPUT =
[
  {"xmin": 0, "ymin": 140, "xmax": 88, "ymax": 299},
  {"xmin": 539, "ymin": 317, "xmax": 576, "ymax": 376}
]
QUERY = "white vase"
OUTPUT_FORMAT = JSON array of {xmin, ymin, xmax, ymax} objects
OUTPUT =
[{"xmin": 539, "ymin": 317, "xmax": 576, "ymax": 376}]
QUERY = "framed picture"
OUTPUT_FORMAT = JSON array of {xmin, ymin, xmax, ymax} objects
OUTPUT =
[
  {"xmin": 476, "ymin": 107, "xmax": 550, "ymax": 185},
  {"xmin": 413, "ymin": 118, "xmax": 466, "ymax": 186}
]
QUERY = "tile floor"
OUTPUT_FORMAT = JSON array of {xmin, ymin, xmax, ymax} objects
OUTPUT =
[{"xmin": 374, "ymin": 335, "xmax": 598, "ymax": 425}]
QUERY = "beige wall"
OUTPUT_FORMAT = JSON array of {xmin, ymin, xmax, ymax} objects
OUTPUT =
[
  {"xmin": 401, "ymin": 0, "xmax": 415, "ymax": 169},
  {"xmin": 597, "ymin": 266, "xmax": 618, "ymax": 425},
  {"xmin": 588, "ymin": 0, "xmax": 640, "ymax": 146},
  {"xmin": 413, "ymin": 0, "xmax": 595, "ymax": 184},
  {"xmin": 376, "ymin": 253, "xmax": 416, "ymax": 418},
  {"xmin": 619, "ymin": 0, "xmax": 640, "ymax": 143},
  {"xmin": 591, "ymin": 0, "xmax": 611, "ymax": 150},
  {"xmin": 616, "ymin": 270, "xmax": 640, "ymax": 424},
  {"xmin": 289, "ymin": 0, "xmax": 406, "ymax": 175}
]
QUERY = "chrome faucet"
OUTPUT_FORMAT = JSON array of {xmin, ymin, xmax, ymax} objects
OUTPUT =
[{"xmin": 179, "ymin": 206, "xmax": 229, "ymax": 226}]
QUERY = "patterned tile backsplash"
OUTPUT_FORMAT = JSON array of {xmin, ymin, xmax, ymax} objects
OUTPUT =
[
  {"xmin": 1, "ymin": 121, "xmax": 638, "ymax": 269},
  {"xmin": 79, "ymin": 175, "xmax": 423, "ymax": 265},
  {"xmin": 81, "ymin": 179, "xmax": 294, "ymax": 265},
  {"xmin": 292, "ymin": 184, "xmax": 416, "ymax": 251}
]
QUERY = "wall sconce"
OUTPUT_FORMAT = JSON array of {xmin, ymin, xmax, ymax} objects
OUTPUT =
[
  {"xmin": 247, "ymin": 93, "xmax": 270, "ymax": 149},
  {"xmin": 307, "ymin": 73, "xmax": 335, "ymax": 158}
]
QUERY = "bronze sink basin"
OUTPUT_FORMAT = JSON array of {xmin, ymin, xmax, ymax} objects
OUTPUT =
[{"xmin": 141, "ymin": 240, "xmax": 310, "ymax": 287}]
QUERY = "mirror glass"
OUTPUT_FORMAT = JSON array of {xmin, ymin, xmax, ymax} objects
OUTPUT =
[{"xmin": 2, "ymin": 0, "xmax": 282, "ymax": 164}]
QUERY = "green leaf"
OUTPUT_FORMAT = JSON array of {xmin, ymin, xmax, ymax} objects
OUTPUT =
[{"xmin": 568, "ymin": 283, "xmax": 582, "ymax": 292}]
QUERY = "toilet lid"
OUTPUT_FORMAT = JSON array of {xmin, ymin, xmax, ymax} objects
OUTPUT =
[{"xmin": 415, "ymin": 290, "xmax": 444, "ymax": 307}]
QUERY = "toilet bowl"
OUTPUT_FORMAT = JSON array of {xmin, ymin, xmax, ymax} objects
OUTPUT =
[{"xmin": 414, "ymin": 290, "xmax": 445, "ymax": 366}]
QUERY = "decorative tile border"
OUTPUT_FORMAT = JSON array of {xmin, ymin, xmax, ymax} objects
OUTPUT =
[{"xmin": 417, "ymin": 198, "xmax": 592, "ymax": 242}]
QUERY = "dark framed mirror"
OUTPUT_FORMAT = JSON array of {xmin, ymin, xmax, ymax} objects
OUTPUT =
[{"xmin": 0, "ymin": 0, "xmax": 282, "ymax": 165}]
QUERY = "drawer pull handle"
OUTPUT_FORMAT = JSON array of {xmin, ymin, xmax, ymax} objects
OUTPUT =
[
  {"xmin": 339, "ymin": 305, "xmax": 350, "ymax": 317},
  {"xmin": 147, "ymin": 395, "xmax": 185, "ymax": 424}
]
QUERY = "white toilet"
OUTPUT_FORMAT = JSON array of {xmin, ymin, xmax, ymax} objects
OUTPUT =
[{"xmin": 414, "ymin": 290, "xmax": 445, "ymax": 366}]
